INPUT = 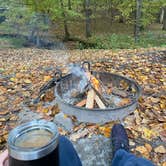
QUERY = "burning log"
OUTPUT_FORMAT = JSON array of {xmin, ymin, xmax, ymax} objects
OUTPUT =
[{"xmin": 74, "ymin": 70, "xmax": 109, "ymax": 109}]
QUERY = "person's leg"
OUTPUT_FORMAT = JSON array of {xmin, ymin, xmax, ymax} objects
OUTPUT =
[
  {"xmin": 112, "ymin": 149, "xmax": 155, "ymax": 166},
  {"xmin": 59, "ymin": 136, "xmax": 82, "ymax": 166},
  {"xmin": 111, "ymin": 124, "xmax": 155, "ymax": 166}
]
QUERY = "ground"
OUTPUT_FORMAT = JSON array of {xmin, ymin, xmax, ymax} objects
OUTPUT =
[{"xmin": 0, "ymin": 48, "xmax": 166, "ymax": 166}]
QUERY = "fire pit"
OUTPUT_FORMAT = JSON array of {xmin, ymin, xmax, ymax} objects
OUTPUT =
[{"xmin": 54, "ymin": 62, "xmax": 141, "ymax": 124}]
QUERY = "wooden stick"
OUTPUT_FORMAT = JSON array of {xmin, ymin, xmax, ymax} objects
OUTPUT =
[
  {"xmin": 76, "ymin": 99, "xmax": 87, "ymax": 107},
  {"xmin": 90, "ymin": 85, "xmax": 110, "ymax": 107},
  {"xmin": 86, "ymin": 89, "xmax": 95, "ymax": 109},
  {"xmin": 95, "ymin": 95, "xmax": 106, "ymax": 109}
]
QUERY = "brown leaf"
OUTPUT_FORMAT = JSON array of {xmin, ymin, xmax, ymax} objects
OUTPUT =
[{"xmin": 145, "ymin": 143, "xmax": 152, "ymax": 153}]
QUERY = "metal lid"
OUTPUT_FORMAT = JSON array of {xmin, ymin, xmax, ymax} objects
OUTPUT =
[{"xmin": 8, "ymin": 119, "xmax": 59, "ymax": 161}]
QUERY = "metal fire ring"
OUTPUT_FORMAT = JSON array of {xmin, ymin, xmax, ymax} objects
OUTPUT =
[{"xmin": 54, "ymin": 70, "xmax": 141, "ymax": 124}]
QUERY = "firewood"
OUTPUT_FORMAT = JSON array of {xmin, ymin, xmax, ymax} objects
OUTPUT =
[
  {"xmin": 86, "ymin": 89, "xmax": 95, "ymax": 109},
  {"xmin": 76, "ymin": 99, "xmax": 87, "ymax": 107},
  {"xmin": 90, "ymin": 85, "xmax": 110, "ymax": 107},
  {"xmin": 95, "ymin": 95, "xmax": 106, "ymax": 109}
]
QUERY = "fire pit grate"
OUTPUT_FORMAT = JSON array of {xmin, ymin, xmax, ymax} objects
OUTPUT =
[{"xmin": 54, "ymin": 63, "xmax": 141, "ymax": 124}]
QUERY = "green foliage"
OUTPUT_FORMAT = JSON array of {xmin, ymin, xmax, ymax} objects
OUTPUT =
[{"xmin": 77, "ymin": 32, "xmax": 166, "ymax": 49}]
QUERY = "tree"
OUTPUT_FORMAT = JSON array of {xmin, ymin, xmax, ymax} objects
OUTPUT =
[
  {"xmin": 163, "ymin": 7, "xmax": 166, "ymax": 30},
  {"xmin": 60, "ymin": 0, "xmax": 70, "ymax": 40},
  {"xmin": 135, "ymin": 0, "xmax": 142, "ymax": 42},
  {"xmin": 84, "ymin": 0, "xmax": 92, "ymax": 38}
]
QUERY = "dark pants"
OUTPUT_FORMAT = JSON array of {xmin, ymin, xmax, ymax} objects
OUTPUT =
[
  {"xmin": 112, "ymin": 149, "xmax": 155, "ymax": 166},
  {"xmin": 59, "ymin": 136, "xmax": 82, "ymax": 166},
  {"xmin": 59, "ymin": 136, "xmax": 154, "ymax": 166}
]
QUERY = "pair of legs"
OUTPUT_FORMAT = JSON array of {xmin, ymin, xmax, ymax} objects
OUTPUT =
[
  {"xmin": 0, "ymin": 124, "xmax": 154, "ymax": 166},
  {"xmin": 60, "ymin": 124, "xmax": 155, "ymax": 166}
]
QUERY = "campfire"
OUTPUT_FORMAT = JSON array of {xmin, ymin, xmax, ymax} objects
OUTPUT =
[{"xmin": 62, "ymin": 62, "xmax": 133, "ymax": 110}]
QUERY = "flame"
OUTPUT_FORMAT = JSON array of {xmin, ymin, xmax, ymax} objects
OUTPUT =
[{"xmin": 91, "ymin": 76, "xmax": 100, "ymax": 90}]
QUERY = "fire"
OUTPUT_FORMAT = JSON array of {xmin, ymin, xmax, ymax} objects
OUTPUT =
[{"xmin": 90, "ymin": 76, "xmax": 100, "ymax": 90}]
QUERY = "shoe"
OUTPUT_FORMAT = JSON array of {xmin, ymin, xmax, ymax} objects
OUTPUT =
[{"xmin": 111, "ymin": 123, "xmax": 129, "ymax": 157}]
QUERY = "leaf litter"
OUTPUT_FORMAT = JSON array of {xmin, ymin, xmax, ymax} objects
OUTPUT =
[{"xmin": 0, "ymin": 48, "xmax": 165, "ymax": 165}]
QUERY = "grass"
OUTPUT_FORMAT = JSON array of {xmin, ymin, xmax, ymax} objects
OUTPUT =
[
  {"xmin": 0, "ymin": 36, "xmax": 27, "ymax": 49},
  {"xmin": 77, "ymin": 31, "xmax": 166, "ymax": 49}
]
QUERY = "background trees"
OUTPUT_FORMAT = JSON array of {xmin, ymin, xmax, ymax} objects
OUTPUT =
[{"xmin": 0, "ymin": 0, "xmax": 165, "ymax": 48}]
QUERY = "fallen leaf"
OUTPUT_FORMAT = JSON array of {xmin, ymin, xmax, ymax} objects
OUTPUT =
[
  {"xmin": 154, "ymin": 145, "xmax": 166, "ymax": 154},
  {"xmin": 70, "ymin": 128, "xmax": 89, "ymax": 141},
  {"xmin": 44, "ymin": 76, "xmax": 52, "ymax": 82},
  {"xmin": 99, "ymin": 126, "xmax": 111, "ymax": 138},
  {"xmin": 24, "ymin": 79, "xmax": 32, "ymax": 84},
  {"xmin": 10, "ymin": 77, "xmax": 18, "ymax": 82},
  {"xmin": 145, "ymin": 143, "xmax": 152, "ymax": 153},
  {"xmin": 141, "ymin": 127, "xmax": 158, "ymax": 140},
  {"xmin": 117, "ymin": 98, "xmax": 131, "ymax": 107},
  {"xmin": 135, "ymin": 146, "xmax": 149, "ymax": 158}
]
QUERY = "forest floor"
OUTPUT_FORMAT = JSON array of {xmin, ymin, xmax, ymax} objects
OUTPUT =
[{"xmin": 0, "ymin": 47, "xmax": 166, "ymax": 166}]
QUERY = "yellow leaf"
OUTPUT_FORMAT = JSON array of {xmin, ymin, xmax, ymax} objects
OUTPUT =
[
  {"xmin": 10, "ymin": 77, "xmax": 17, "ymax": 82},
  {"xmin": 99, "ymin": 126, "xmax": 111, "ymax": 138},
  {"xmin": 135, "ymin": 146, "xmax": 149, "ymax": 158},
  {"xmin": 44, "ymin": 76, "xmax": 51, "ymax": 82},
  {"xmin": 24, "ymin": 79, "xmax": 31, "ymax": 84},
  {"xmin": 142, "ymin": 127, "xmax": 157, "ymax": 140},
  {"xmin": 42, "ymin": 108, "xmax": 49, "ymax": 113},
  {"xmin": 160, "ymin": 103, "xmax": 166, "ymax": 109}
]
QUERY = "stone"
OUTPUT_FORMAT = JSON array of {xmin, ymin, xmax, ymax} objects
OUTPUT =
[
  {"xmin": 18, "ymin": 108, "xmax": 43, "ymax": 124},
  {"xmin": 72, "ymin": 134, "xmax": 112, "ymax": 166},
  {"xmin": 53, "ymin": 112, "xmax": 74, "ymax": 131}
]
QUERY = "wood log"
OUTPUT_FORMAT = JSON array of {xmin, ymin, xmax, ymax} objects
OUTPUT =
[
  {"xmin": 76, "ymin": 99, "xmax": 87, "ymax": 107},
  {"xmin": 86, "ymin": 89, "xmax": 95, "ymax": 108},
  {"xmin": 95, "ymin": 95, "xmax": 106, "ymax": 109}
]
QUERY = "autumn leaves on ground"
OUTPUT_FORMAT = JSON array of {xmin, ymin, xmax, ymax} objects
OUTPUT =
[{"xmin": 0, "ymin": 48, "xmax": 166, "ymax": 166}]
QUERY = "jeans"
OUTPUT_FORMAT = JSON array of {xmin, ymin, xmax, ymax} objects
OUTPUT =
[
  {"xmin": 59, "ymin": 137, "xmax": 154, "ymax": 166},
  {"xmin": 59, "ymin": 136, "xmax": 82, "ymax": 166},
  {"xmin": 112, "ymin": 149, "xmax": 155, "ymax": 166}
]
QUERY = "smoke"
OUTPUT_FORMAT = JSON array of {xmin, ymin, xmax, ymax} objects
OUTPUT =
[{"xmin": 69, "ymin": 63, "xmax": 89, "ymax": 92}]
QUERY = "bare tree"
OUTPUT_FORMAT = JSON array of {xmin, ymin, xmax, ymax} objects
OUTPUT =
[{"xmin": 134, "ymin": 0, "xmax": 142, "ymax": 42}]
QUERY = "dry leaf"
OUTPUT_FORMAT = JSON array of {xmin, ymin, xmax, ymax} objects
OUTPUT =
[
  {"xmin": 70, "ymin": 128, "xmax": 89, "ymax": 141},
  {"xmin": 135, "ymin": 146, "xmax": 149, "ymax": 158},
  {"xmin": 24, "ymin": 79, "xmax": 32, "ymax": 84},
  {"xmin": 154, "ymin": 145, "xmax": 166, "ymax": 154},
  {"xmin": 44, "ymin": 76, "xmax": 51, "ymax": 82},
  {"xmin": 145, "ymin": 143, "xmax": 152, "ymax": 153}
]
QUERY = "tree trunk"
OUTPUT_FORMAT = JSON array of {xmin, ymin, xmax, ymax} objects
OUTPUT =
[
  {"xmin": 159, "ymin": 8, "xmax": 164, "ymax": 24},
  {"xmin": 68, "ymin": 0, "xmax": 72, "ymax": 10},
  {"xmin": 134, "ymin": 0, "xmax": 142, "ymax": 42},
  {"xmin": 84, "ymin": 0, "xmax": 91, "ymax": 38},
  {"xmin": 162, "ymin": 7, "xmax": 166, "ymax": 30},
  {"xmin": 60, "ymin": 0, "xmax": 70, "ymax": 41}
]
